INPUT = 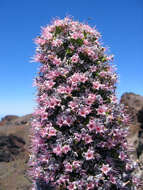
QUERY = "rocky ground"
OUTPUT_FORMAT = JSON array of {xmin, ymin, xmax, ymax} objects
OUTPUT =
[
  {"xmin": 0, "ymin": 92, "xmax": 143, "ymax": 190},
  {"xmin": 120, "ymin": 93, "xmax": 143, "ymax": 181},
  {"xmin": 0, "ymin": 114, "xmax": 32, "ymax": 190}
]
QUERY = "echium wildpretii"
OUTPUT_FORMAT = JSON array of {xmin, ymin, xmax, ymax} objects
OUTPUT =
[{"xmin": 28, "ymin": 17, "xmax": 140, "ymax": 190}]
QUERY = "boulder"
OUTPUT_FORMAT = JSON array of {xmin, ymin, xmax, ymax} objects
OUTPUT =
[{"xmin": 120, "ymin": 92, "xmax": 143, "ymax": 180}]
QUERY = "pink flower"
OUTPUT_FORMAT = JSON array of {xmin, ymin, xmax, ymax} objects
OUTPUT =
[
  {"xmin": 57, "ymin": 174, "xmax": 69, "ymax": 184},
  {"xmin": 85, "ymin": 93, "xmax": 96, "ymax": 105},
  {"xmin": 69, "ymin": 45, "xmax": 74, "ymax": 51},
  {"xmin": 46, "ymin": 122, "xmax": 53, "ymax": 128},
  {"xmin": 110, "ymin": 95, "xmax": 117, "ymax": 103},
  {"xmin": 92, "ymin": 81, "xmax": 101, "ymax": 90},
  {"xmin": 31, "ymin": 119, "xmax": 41, "ymax": 129},
  {"xmin": 72, "ymin": 161, "xmax": 81, "ymax": 168},
  {"xmin": 126, "ymin": 163, "xmax": 133, "ymax": 171},
  {"xmin": 132, "ymin": 176, "xmax": 141, "ymax": 187},
  {"xmin": 45, "ymin": 70, "xmax": 60, "ymax": 80},
  {"xmin": 87, "ymin": 182, "xmax": 95, "ymax": 190},
  {"xmin": 64, "ymin": 162, "xmax": 73, "ymax": 172},
  {"xmin": 53, "ymin": 57, "xmax": 62, "ymax": 65},
  {"xmin": 41, "ymin": 112, "xmax": 48, "ymax": 121},
  {"xmin": 111, "ymin": 74, "xmax": 117, "ymax": 83},
  {"xmin": 45, "ymin": 32, "xmax": 52, "ymax": 40},
  {"xmin": 53, "ymin": 145, "xmax": 62, "ymax": 156},
  {"xmin": 39, "ymin": 65, "xmax": 49, "ymax": 72},
  {"xmin": 53, "ymin": 19, "xmax": 64, "ymax": 27},
  {"xmin": 87, "ymin": 49, "xmax": 95, "ymax": 57},
  {"xmin": 83, "ymin": 39, "xmax": 89, "ymax": 45},
  {"xmin": 59, "ymin": 67, "xmax": 69, "ymax": 76},
  {"xmin": 71, "ymin": 54, "xmax": 79, "ymax": 63},
  {"xmin": 90, "ymin": 65, "xmax": 97, "ymax": 72},
  {"xmin": 107, "ymin": 138, "xmax": 116, "ymax": 148},
  {"xmin": 71, "ymin": 32, "xmax": 84, "ymax": 40},
  {"xmin": 33, "ymin": 53, "xmax": 43, "ymax": 62},
  {"xmin": 62, "ymin": 145, "xmax": 71, "ymax": 154},
  {"xmin": 97, "ymin": 105, "xmax": 108, "ymax": 115},
  {"xmin": 84, "ymin": 149, "xmax": 94, "ymax": 160},
  {"xmin": 57, "ymin": 85, "xmax": 72, "ymax": 94},
  {"xmin": 106, "ymin": 55, "xmax": 114, "ymax": 61},
  {"xmin": 33, "ymin": 106, "xmax": 46, "ymax": 116},
  {"xmin": 79, "ymin": 74, "xmax": 88, "ymax": 83},
  {"xmin": 56, "ymin": 116, "xmax": 64, "ymax": 127},
  {"xmin": 69, "ymin": 101, "xmax": 78, "ymax": 111},
  {"xmin": 110, "ymin": 175, "xmax": 116, "ymax": 184},
  {"xmin": 35, "ymin": 37, "xmax": 46, "ymax": 45},
  {"xmin": 47, "ymin": 54, "xmax": 55, "ymax": 61},
  {"xmin": 40, "ymin": 128, "xmax": 48, "ymax": 138},
  {"xmin": 65, "ymin": 86, "xmax": 73, "ymax": 94},
  {"xmin": 83, "ymin": 24, "xmax": 96, "ymax": 34},
  {"xmin": 101, "ymin": 164, "xmax": 111, "ymax": 175},
  {"xmin": 47, "ymin": 100, "xmax": 56, "ymax": 108},
  {"xmin": 119, "ymin": 151, "xmax": 126, "ymax": 161},
  {"xmin": 47, "ymin": 97, "xmax": 61, "ymax": 108},
  {"xmin": 79, "ymin": 47, "xmax": 95, "ymax": 58},
  {"xmin": 67, "ymin": 182, "xmax": 76, "ymax": 190},
  {"xmin": 78, "ymin": 106, "xmax": 91, "ymax": 118},
  {"xmin": 87, "ymin": 120, "xmax": 96, "ymax": 131},
  {"xmin": 93, "ymin": 54, "xmax": 98, "ymax": 61},
  {"xmin": 95, "ymin": 124, "xmax": 104, "ymax": 134},
  {"xmin": 42, "ymin": 28, "xmax": 53, "ymax": 40},
  {"xmin": 44, "ymin": 80, "xmax": 55, "ymax": 90},
  {"xmin": 99, "ymin": 71, "xmax": 106, "ymax": 77},
  {"xmin": 83, "ymin": 134, "xmax": 93, "ymax": 144},
  {"xmin": 52, "ymin": 39, "xmax": 63, "ymax": 47},
  {"xmin": 48, "ymin": 127, "xmax": 57, "ymax": 138},
  {"xmin": 63, "ymin": 116, "xmax": 73, "ymax": 126},
  {"xmin": 71, "ymin": 33, "xmax": 78, "ymax": 40},
  {"xmin": 100, "ymin": 84, "xmax": 108, "ymax": 91},
  {"xmin": 57, "ymin": 85, "xmax": 66, "ymax": 94},
  {"xmin": 68, "ymin": 73, "xmax": 80, "ymax": 85}
]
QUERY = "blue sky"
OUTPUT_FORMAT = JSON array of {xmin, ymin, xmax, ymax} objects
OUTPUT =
[{"xmin": 0, "ymin": 0, "xmax": 143, "ymax": 118}]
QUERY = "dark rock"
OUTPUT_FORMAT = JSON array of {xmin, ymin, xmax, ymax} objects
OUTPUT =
[
  {"xmin": 120, "ymin": 92, "xmax": 143, "ymax": 180},
  {"xmin": 0, "ymin": 151, "xmax": 12, "ymax": 162},
  {"xmin": 137, "ymin": 109, "xmax": 143, "ymax": 123},
  {"xmin": 0, "ymin": 135, "xmax": 25, "ymax": 162},
  {"xmin": 0, "ymin": 114, "xmax": 32, "ymax": 190}
]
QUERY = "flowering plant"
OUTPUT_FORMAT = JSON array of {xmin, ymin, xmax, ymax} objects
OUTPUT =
[{"xmin": 28, "ymin": 17, "xmax": 140, "ymax": 190}]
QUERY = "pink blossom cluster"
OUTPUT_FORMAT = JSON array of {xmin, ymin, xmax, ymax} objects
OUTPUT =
[
  {"xmin": 28, "ymin": 17, "xmax": 140, "ymax": 190},
  {"xmin": 67, "ymin": 72, "xmax": 88, "ymax": 87},
  {"xmin": 56, "ymin": 114, "xmax": 75, "ymax": 127}
]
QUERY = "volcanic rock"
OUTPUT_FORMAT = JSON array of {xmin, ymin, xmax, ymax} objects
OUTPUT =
[
  {"xmin": 120, "ymin": 92, "xmax": 143, "ymax": 181},
  {"xmin": 0, "ymin": 114, "xmax": 32, "ymax": 190}
]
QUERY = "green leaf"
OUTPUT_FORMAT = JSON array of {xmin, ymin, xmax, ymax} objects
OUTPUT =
[
  {"xmin": 66, "ymin": 48, "xmax": 72, "ymax": 54},
  {"xmin": 76, "ymin": 38, "xmax": 83, "ymax": 46},
  {"xmin": 101, "ymin": 57, "xmax": 107, "ymax": 62},
  {"xmin": 70, "ymin": 38, "xmax": 83, "ymax": 46},
  {"xmin": 55, "ymin": 26, "xmax": 62, "ymax": 36},
  {"xmin": 83, "ymin": 30, "xmax": 87, "ymax": 38}
]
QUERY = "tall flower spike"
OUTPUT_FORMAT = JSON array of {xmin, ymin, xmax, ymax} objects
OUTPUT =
[{"xmin": 28, "ymin": 17, "xmax": 140, "ymax": 190}]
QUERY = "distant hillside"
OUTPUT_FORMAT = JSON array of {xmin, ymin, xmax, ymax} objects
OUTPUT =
[{"xmin": 0, "ymin": 114, "xmax": 32, "ymax": 190}]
